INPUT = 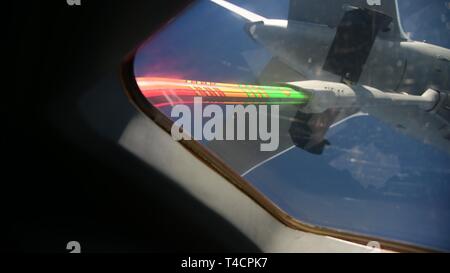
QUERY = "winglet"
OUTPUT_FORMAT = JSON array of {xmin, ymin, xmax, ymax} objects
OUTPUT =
[{"xmin": 210, "ymin": 0, "xmax": 266, "ymax": 22}]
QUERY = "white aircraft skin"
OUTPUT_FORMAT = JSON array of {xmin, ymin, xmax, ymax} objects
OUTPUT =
[
  {"xmin": 212, "ymin": 0, "xmax": 450, "ymax": 95},
  {"xmin": 291, "ymin": 81, "xmax": 439, "ymax": 114},
  {"xmin": 208, "ymin": 0, "xmax": 450, "ymax": 163},
  {"xmin": 251, "ymin": 23, "xmax": 449, "ymax": 93},
  {"xmin": 287, "ymin": 80, "xmax": 450, "ymax": 155}
]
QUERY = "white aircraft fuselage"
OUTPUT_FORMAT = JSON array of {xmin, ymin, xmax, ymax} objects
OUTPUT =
[
  {"xmin": 248, "ymin": 19, "xmax": 450, "ymax": 95},
  {"xmin": 210, "ymin": 0, "xmax": 450, "ymax": 155}
]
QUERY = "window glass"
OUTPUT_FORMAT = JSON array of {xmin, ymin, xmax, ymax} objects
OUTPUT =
[{"xmin": 129, "ymin": 0, "xmax": 450, "ymax": 251}]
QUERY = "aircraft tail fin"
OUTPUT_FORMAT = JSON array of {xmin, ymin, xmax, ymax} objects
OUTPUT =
[
  {"xmin": 289, "ymin": 0, "xmax": 407, "ymax": 41},
  {"xmin": 323, "ymin": 7, "xmax": 393, "ymax": 83}
]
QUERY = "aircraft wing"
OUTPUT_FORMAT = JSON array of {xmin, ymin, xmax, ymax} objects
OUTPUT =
[
  {"xmin": 206, "ymin": 1, "xmax": 367, "ymax": 174},
  {"xmin": 210, "ymin": 0, "xmax": 266, "ymax": 22},
  {"xmin": 289, "ymin": 0, "xmax": 407, "ymax": 41}
]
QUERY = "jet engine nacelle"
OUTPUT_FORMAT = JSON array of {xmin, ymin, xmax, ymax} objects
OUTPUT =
[{"xmin": 287, "ymin": 81, "xmax": 440, "ymax": 114}]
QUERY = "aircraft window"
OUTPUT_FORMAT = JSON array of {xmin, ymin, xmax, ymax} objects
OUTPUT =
[{"xmin": 124, "ymin": 0, "xmax": 450, "ymax": 252}]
